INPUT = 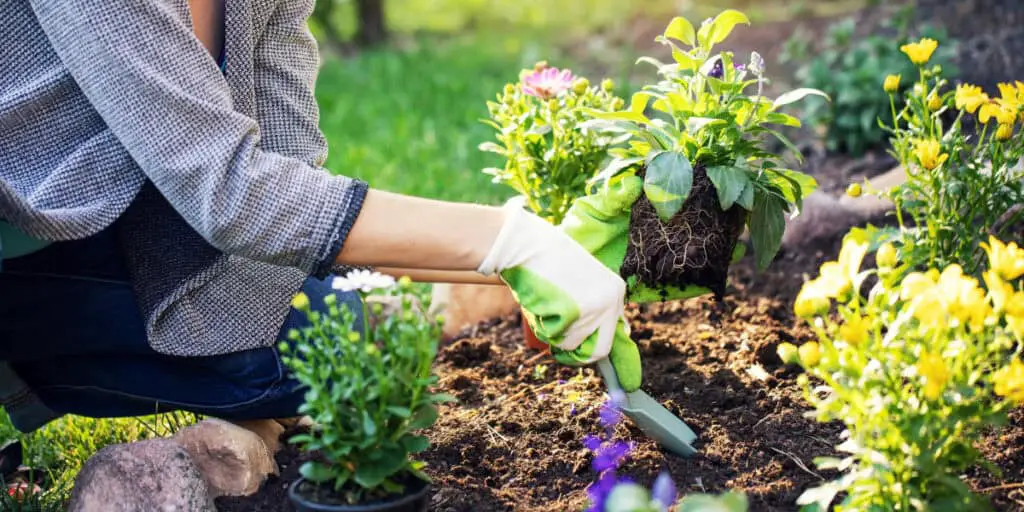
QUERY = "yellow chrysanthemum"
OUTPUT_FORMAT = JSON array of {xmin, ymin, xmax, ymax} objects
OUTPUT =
[
  {"xmin": 883, "ymin": 74, "xmax": 901, "ymax": 93},
  {"xmin": 927, "ymin": 91, "xmax": 943, "ymax": 111},
  {"xmin": 955, "ymin": 84, "xmax": 989, "ymax": 114},
  {"xmin": 290, "ymin": 291, "xmax": 311, "ymax": 311},
  {"xmin": 901, "ymin": 38, "xmax": 938, "ymax": 65},
  {"xmin": 994, "ymin": 359, "xmax": 1024, "ymax": 404},
  {"xmin": 912, "ymin": 138, "xmax": 948, "ymax": 171},
  {"xmin": 917, "ymin": 351, "xmax": 949, "ymax": 401},
  {"xmin": 838, "ymin": 315, "xmax": 869, "ymax": 346},
  {"xmin": 979, "ymin": 102, "xmax": 1017, "ymax": 125},
  {"xmin": 814, "ymin": 239, "xmax": 869, "ymax": 300},
  {"xmin": 982, "ymin": 236, "xmax": 1024, "ymax": 281},
  {"xmin": 794, "ymin": 282, "xmax": 831, "ymax": 318}
]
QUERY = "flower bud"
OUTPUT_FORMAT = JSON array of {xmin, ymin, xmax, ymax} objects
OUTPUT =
[
  {"xmin": 547, "ymin": 98, "xmax": 560, "ymax": 112},
  {"xmin": 913, "ymin": 82, "xmax": 926, "ymax": 98},
  {"xmin": 883, "ymin": 74, "xmax": 900, "ymax": 93},
  {"xmin": 533, "ymin": 60, "xmax": 548, "ymax": 71},
  {"xmin": 601, "ymin": 78, "xmax": 615, "ymax": 92},
  {"xmin": 323, "ymin": 294, "xmax": 337, "ymax": 307},
  {"xmin": 572, "ymin": 78, "xmax": 590, "ymax": 95},
  {"xmin": 799, "ymin": 342, "xmax": 821, "ymax": 367},
  {"xmin": 846, "ymin": 183, "xmax": 862, "ymax": 198},
  {"xmin": 611, "ymin": 97, "xmax": 625, "ymax": 110},
  {"xmin": 996, "ymin": 123, "xmax": 1014, "ymax": 141},
  {"xmin": 927, "ymin": 91, "xmax": 942, "ymax": 111},
  {"xmin": 777, "ymin": 342, "xmax": 799, "ymax": 364},
  {"xmin": 503, "ymin": 84, "xmax": 516, "ymax": 96},
  {"xmin": 290, "ymin": 292, "xmax": 310, "ymax": 312},
  {"xmin": 347, "ymin": 332, "xmax": 361, "ymax": 342},
  {"xmin": 398, "ymin": 275, "xmax": 413, "ymax": 289},
  {"xmin": 877, "ymin": 242, "xmax": 898, "ymax": 269}
]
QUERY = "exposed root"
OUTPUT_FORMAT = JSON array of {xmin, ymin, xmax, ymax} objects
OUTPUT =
[{"xmin": 620, "ymin": 166, "xmax": 748, "ymax": 298}]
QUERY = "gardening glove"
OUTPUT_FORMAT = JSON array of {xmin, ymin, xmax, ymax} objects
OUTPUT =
[
  {"xmin": 478, "ymin": 200, "xmax": 643, "ymax": 392},
  {"xmin": 560, "ymin": 172, "xmax": 722, "ymax": 303}
]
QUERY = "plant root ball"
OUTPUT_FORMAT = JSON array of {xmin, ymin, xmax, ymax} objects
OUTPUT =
[{"xmin": 620, "ymin": 166, "xmax": 748, "ymax": 299}]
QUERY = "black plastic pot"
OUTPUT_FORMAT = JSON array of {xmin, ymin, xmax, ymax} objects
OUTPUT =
[{"xmin": 288, "ymin": 477, "xmax": 430, "ymax": 512}]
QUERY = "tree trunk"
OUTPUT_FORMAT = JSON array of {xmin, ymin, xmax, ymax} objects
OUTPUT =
[{"xmin": 354, "ymin": 0, "xmax": 387, "ymax": 47}]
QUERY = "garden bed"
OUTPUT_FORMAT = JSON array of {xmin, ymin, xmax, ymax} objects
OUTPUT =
[{"xmin": 216, "ymin": 209, "xmax": 1024, "ymax": 511}]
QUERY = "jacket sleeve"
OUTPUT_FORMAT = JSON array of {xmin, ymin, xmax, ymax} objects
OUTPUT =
[{"xmin": 27, "ymin": 0, "xmax": 367, "ymax": 278}]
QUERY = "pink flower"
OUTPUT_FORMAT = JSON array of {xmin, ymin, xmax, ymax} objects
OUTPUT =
[{"xmin": 521, "ymin": 67, "xmax": 575, "ymax": 99}]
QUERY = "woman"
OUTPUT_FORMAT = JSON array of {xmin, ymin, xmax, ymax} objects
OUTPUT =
[{"xmin": 0, "ymin": 0, "xmax": 638, "ymax": 432}]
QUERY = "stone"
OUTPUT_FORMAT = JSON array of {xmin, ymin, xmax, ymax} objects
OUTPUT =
[
  {"xmin": 429, "ymin": 283, "xmax": 519, "ymax": 340},
  {"xmin": 171, "ymin": 418, "xmax": 277, "ymax": 498},
  {"xmin": 229, "ymin": 418, "xmax": 285, "ymax": 454},
  {"xmin": 782, "ymin": 165, "xmax": 906, "ymax": 248},
  {"xmin": 67, "ymin": 439, "xmax": 215, "ymax": 512}
]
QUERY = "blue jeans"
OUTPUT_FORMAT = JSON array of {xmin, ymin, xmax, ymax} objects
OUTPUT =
[{"xmin": 0, "ymin": 226, "xmax": 363, "ymax": 431}]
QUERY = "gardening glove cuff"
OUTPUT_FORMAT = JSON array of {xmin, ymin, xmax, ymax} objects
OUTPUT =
[{"xmin": 477, "ymin": 200, "xmax": 627, "ymax": 364}]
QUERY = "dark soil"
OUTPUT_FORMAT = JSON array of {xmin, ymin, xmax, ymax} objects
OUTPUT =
[{"xmin": 620, "ymin": 166, "xmax": 748, "ymax": 298}]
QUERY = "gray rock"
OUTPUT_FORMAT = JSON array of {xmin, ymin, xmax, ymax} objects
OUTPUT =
[{"xmin": 68, "ymin": 439, "xmax": 215, "ymax": 512}]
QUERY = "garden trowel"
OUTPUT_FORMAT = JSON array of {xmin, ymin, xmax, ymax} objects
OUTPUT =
[{"xmin": 595, "ymin": 358, "xmax": 699, "ymax": 457}]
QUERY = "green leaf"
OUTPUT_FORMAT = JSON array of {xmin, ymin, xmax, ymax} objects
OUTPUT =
[
  {"xmin": 664, "ymin": 16, "xmax": 696, "ymax": 46},
  {"xmin": 581, "ymin": 108, "xmax": 650, "ymax": 124},
  {"xmin": 299, "ymin": 461, "xmax": 335, "ymax": 483},
  {"xmin": 429, "ymin": 392, "xmax": 459, "ymax": 404},
  {"xmin": 670, "ymin": 45, "xmax": 700, "ymax": 70},
  {"xmin": 678, "ymin": 491, "xmax": 749, "ymax": 512},
  {"xmin": 686, "ymin": 117, "xmax": 726, "ymax": 134},
  {"xmin": 401, "ymin": 435, "xmax": 430, "ymax": 454},
  {"xmin": 771, "ymin": 169, "xmax": 818, "ymax": 204},
  {"xmin": 736, "ymin": 180, "xmax": 755, "ymax": 210},
  {"xmin": 705, "ymin": 166, "xmax": 750, "ymax": 210},
  {"xmin": 698, "ymin": 9, "xmax": 750, "ymax": 48},
  {"xmin": 630, "ymin": 92, "xmax": 651, "ymax": 115},
  {"xmin": 354, "ymin": 446, "xmax": 407, "ymax": 489},
  {"xmin": 796, "ymin": 481, "xmax": 842, "ymax": 511},
  {"xmin": 643, "ymin": 151, "xmax": 694, "ymax": 222},
  {"xmin": 409, "ymin": 404, "xmax": 439, "ymax": 430},
  {"xmin": 772, "ymin": 88, "xmax": 829, "ymax": 110},
  {"xmin": 362, "ymin": 411, "xmax": 377, "ymax": 437},
  {"xmin": 763, "ymin": 112, "xmax": 802, "ymax": 127},
  {"xmin": 750, "ymin": 191, "xmax": 786, "ymax": 270},
  {"xmin": 386, "ymin": 406, "xmax": 412, "ymax": 418}
]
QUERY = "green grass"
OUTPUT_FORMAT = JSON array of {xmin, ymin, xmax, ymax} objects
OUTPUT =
[{"xmin": 314, "ymin": 34, "xmax": 568, "ymax": 204}]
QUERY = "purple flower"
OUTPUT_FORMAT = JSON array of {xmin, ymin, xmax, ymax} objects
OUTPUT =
[
  {"xmin": 583, "ymin": 434, "xmax": 602, "ymax": 451},
  {"xmin": 592, "ymin": 440, "xmax": 633, "ymax": 473},
  {"xmin": 522, "ymin": 67, "xmax": 575, "ymax": 99},
  {"xmin": 569, "ymin": 404, "xmax": 577, "ymax": 416},
  {"xmin": 652, "ymin": 471, "xmax": 678, "ymax": 510},
  {"xmin": 734, "ymin": 63, "xmax": 746, "ymax": 72},
  {"xmin": 585, "ymin": 471, "xmax": 620, "ymax": 512},
  {"xmin": 599, "ymin": 390, "xmax": 626, "ymax": 430},
  {"xmin": 708, "ymin": 58, "xmax": 724, "ymax": 79}
]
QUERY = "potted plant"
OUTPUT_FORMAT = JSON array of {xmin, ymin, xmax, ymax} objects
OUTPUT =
[
  {"xmin": 279, "ymin": 270, "xmax": 452, "ymax": 512},
  {"xmin": 579, "ymin": 10, "xmax": 825, "ymax": 297},
  {"xmin": 480, "ymin": 62, "xmax": 625, "ymax": 350}
]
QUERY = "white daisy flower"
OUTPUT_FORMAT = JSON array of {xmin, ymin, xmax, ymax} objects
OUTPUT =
[{"xmin": 331, "ymin": 269, "xmax": 396, "ymax": 293}]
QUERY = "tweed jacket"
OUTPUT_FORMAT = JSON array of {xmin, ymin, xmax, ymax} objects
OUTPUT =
[{"xmin": 1, "ymin": 0, "xmax": 368, "ymax": 368}]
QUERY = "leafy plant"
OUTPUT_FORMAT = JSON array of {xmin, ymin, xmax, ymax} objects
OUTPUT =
[
  {"xmin": 280, "ymin": 271, "xmax": 451, "ymax": 503},
  {"xmin": 780, "ymin": 9, "xmax": 957, "ymax": 156},
  {"xmin": 581, "ymin": 10, "xmax": 824, "ymax": 271},
  {"xmin": 480, "ymin": 63, "xmax": 625, "ymax": 224},
  {"xmin": 853, "ymin": 37, "xmax": 1024, "ymax": 277},
  {"xmin": 781, "ymin": 234, "xmax": 1024, "ymax": 510}
]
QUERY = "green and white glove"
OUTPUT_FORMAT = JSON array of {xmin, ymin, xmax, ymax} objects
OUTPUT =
[
  {"xmin": 478, "ymin": 200, "xmax": 643, "ymax": 392},
  {"xmin": 560, "ymin": 172, "xmax": 720, "ymax": 303}
]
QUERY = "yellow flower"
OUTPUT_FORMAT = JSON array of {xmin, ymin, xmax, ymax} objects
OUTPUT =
[
  {"xmin": 936, "ymin": 264, "xmax": 989, "ymax": 329},
  {"xmin": 901, "ymin": 271, "xmax": 937, "ymax": 301},
  {"xmin": 846, "ymin": 183, "xmax": 862, "ymax": 197},
  {"xmin": 927, "ymin": 91, "xmax": 943, "ymax": 111},
  {"xmin": 901, "ymin": 38, "xmax": 938, "ymax": 65},
  {"xmin": 799, "ymin": 342, "xmax": 821, "ymax": 367},
  {"xmin": 912, "ymin": 138, "xmax": 948, "ymax": 171},
  {"xmin": 996, "ymin": 123, "xmax": 1014, "ymax": 141},
  {"xmin": 818, "ymin": 239, "xmax": 869, "ymax": 299},
  {"xmin": 917, "ymin": 351, "xmax": 949, "ymax": 401},
  {"xmin": 883, "ymin": 74, "xmax": 901, "ymax": 93},
  {"xmin": 777, "ymin": 342, "xmax": 799, "ymax": 364},
  {"xmin": 794, "ymin": 283, "xmax": 831, "ymax": 318},
  {"xmin": 877, "ymin": 242, "xmax": 898, "ymax": 269},
  {"xmin": 983, "ymin": 269, "xmax": 1014, "ymax": 313},
  {"xmin": 979, "ymin": 102, "xmax": 1016, "ymax": 124},
  {"xmin": 955, "ymin": 84, "xmax": 989, "ymax": 114},
  {"xmin": 838, "ymin": 315, "xmax": 869, "ymax": 347},
  {"xmin": 982, "ymin": 236, "xmax": 1024, "ymax": 280},
  {"xmin": 994, "ymin": 359, "xmax": 1024, "ymax": 404},
  {"xmin": 290, "ymin": 292, "xmax": 310, "ymax": 311}
]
